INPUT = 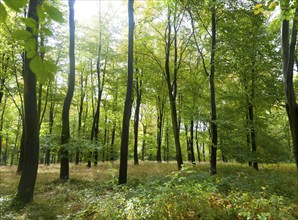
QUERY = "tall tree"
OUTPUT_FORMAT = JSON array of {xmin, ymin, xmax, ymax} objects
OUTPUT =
[
  {"xmin": 133, "ymin": 70, "xmax": 142, "ymax": 165},
  {"xmin": 164, "ymin": 3, "xmax": 187, "ymax": 170},
  {"xmin": 209, "ymin": 0, "xmax": 217, "ymax": 175},
  {"xmin": 60, "ymin": 0, "xmax": 75, "ymax": 181},
  {"xmin": 282, "ymin": 2, "xmax": 298, "ymax": 170},
  {"xmin": 15, "ymin": 0, "xmax": 40, "ymax": 203},
  {"xmin": 188, "ymin": 0, "xmax": 218, "ymax": 174},
  {"xmin": 119, "ymin": 0, "xmax": 134, "ymax": 184}
]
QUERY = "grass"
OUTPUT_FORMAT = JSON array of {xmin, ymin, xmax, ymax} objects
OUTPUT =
[{"xmin": 0, "ymin": 162, "xmax": 297, "ymax": 219}]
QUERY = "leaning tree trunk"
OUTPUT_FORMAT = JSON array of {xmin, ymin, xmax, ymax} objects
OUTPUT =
[
  {"xmin": 282, "ymin": 8, "xmax": 298, "ymax": 171},
  {"xmin": 119, "ymin": 0, "xmax": 134, "ymax": 184},
  {"xmin": 60, "ymin": 0, "xmax": 76, "ymax": 181},
  {"xmin": 15, "ymin": 0, "xmax": 40, "ymax": 204}
]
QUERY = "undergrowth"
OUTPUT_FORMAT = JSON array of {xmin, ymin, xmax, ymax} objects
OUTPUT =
[{"xmin": 0, "ymin": 162, "xmax": 297, "ymax": 219}]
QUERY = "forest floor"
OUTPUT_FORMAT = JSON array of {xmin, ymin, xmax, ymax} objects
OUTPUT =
[{"xmin": 0, "ymin": 162, "xmax": 297, "ymax": 220}]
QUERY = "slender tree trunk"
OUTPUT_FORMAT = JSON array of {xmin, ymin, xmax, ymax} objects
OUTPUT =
[
  {"xmin": 11, "ymin": 116, "xmax": 21, "ymax": 166},
  {"xmin": 110, "ymin": 121, "xmax": 116, "ymax": 161},
  {"xmin": 141, "ymin": 124, "xmax": 146, "ymax": 161},
  {"xmin": 0, "ymin": 96, "xmax": 6, "ymax": 165},
  {"xmin": 103, "ymin": 114, "xmax": 109, "ymax": 160},
  {"xmin": 15, "ymin": 0, "xmax": 40, "ymax": 204},
  {"xmin": 119, "ymin": 0, "xmax": 134, "ymax": 184},
  {"xmin": 76, "ymin": 74, "xmax": 85, "ymax": 165},
  {"xmin": 185, "ymin": 124, "xmax": 191, "ymax": 161},
  {"xmin": 133, "ymin": 81, "xmax": 142, "ymax": 165},
  {"xmin": 164, "ymin": 8, "xmax": 183, "ymax": 170},
  {"xmin": 209, "ymin": 0, "xmax": 217, "ymax": 175},
  {"xmin": 3, "ymin": 136, "xmax": 8, "ymax": 165},
  {"xmin": 164, "ymin": 123, "xmax": 169, "ymax": 162},
  {"xmin": 60, "ymin": 0, "xmax": 76, "ymax": 181},
  {"xmin": 195, "ymin": 122, "xmax": 201, "ymax": 162},
  {"xmin": 189, "ymin": 119, "xmax": 195, "ymax": 164},
  {"xmin": 202, "ymin": 143, "xmax": 206, "ymax": 162},
  {"xmin": 156, "ymin": 95, "xmax": 164, "ymax": 163},
  {"xmin": 45, "ymin": 90, "xmax": 55, "ymax": 166}
]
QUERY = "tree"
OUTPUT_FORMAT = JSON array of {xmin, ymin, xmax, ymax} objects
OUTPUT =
[
  {"xmin": 60, "ymin": 0, "xmax": 75, "ymax": 181},
  {"xmin": 188, "ymin": 0, "xmax": 218, "ymax": 174},
  {"xmin": 119, "ymin": 0, "xmax": 134, "ymax": 184},
  {"xmin": 133, "ymin": 67, "xmax": 142, "ymax": 165},
  {"xmin": 15, "ymin": 0, "xmax": 40, "ymax": 203},
  {"xmin": 281, "ymin": 1, "xmax": 298, "ymax": 170}
]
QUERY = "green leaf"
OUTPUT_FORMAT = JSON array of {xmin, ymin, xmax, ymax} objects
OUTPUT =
[
  {"xmin": 12, "ymin": 30, "xmax": 33, "ymax": 41},
  {"xmin": 44, "ymin": 59, "xmax": 57, "ymax": 80},
  {"xmin": 21, "ymin": 18, "xmax": 37, "ymax": 28},
  {"xmin": 3, "ymin": 0, "xmax": 27, "ymax": 12},
  {"xmin": 0, "ymin": 3, "xmax": 7, "ymax": 22},
  {"xmin": 30, "ymin": 55, "xmax": 43, "ymax": 77},
  {"xmin": 43, "ymin": 2, "xmax": 64, "ymax": 23},
  {"xmin": 42, "ymin": 27, "xmax": 53, "ymax": 36},
  {"xmin": 37, "ymin": 5, "xmax": 45, "ymax": 21},
  {"xmin": 26, "ymin": 50, "xmax": 37, "ymax": 59},
  {"xmin": 25, "ymin": 38, "xmax": 36, "ymax": 53},
  {"xmin": 30, "ymin": 56, "xmax": 57, "ymax": 83}
]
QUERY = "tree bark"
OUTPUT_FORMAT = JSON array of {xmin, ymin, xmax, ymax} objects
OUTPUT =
[
  {"xmin": 0, "ymin": 96, "xmax": 6, "ymax": 165},
  {"xmin": 60, "ymin": 0, "xmax": 76, "ymax": 181},
  {"xmin": 156, "ymin": 95, "xmax": 164, "ymax": 163},
  {"xmin": 141, "ymin": 123, "xmax": 146, "ymax": 161},
  {"xmin": 133, "ymin": 76, "xmax": 142, "ymax": 165},
  {"xmin": 195, "ymin": 122, "xmax": 201, "ymax": 162},
  {"xmin": 282, "ymin": 7, "xmax": 298, "ymax": 171},
  {"xmin": 209, "ymin": 0, "xmax": 217, "ymax": 175},
  {"xmin": 164, "ymin": 8, "xmax": 183, "ymax": 170},
  {"xmin": 15, "ymin": 0, "xmax": 40, "ymax": 204},
  {"xmin": 119, "ymin": 0, "xmax": 134, "ymax": 184}
]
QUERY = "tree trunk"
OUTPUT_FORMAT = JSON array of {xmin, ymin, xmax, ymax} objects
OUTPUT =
[
  {"xmin": 60, "ymin": 0, "xmax": 76, "ymax": 181},
  {"xmin": 133, "ymin": 77, "xmax": 142, "ymax": 165},
  {"xmin": 202, "ymin": 143, "xmax": 206, "ymax": 162},
  {"xmin": 189, "ymin": 119, "xmax": 195, "ymax": 164},
  {"xmin": 164, "ymin": 8, "xmax": 183, "ymax": 170},
  {"xmin": 15, "ymin": 0, "xmax": 40, "ymax": 204},
  {"xmin": 110, "ymin": 121, "xmax": 116, "ymax": 161},
  {"xmin": 119, "ymin": 0, "xmax": 134, "ymax": 184},
  {"xmin": 45, "ymin": 89, "xmax": 55, "ymax": 166},
  {"xmin": 209, "ymin": 0, "xmax": 217, "ymax": 175},
  {"xmin": 282, "ymin": 8, "xmax": 298, "ymax": 171},
  {"xmin": 141, "ymin": 124, "xmax": 146, "ymax": 161},
  {"xmin": 0, "ymin": 95, "xmax": 6, "ymax": 165},
  {"xmin": 195, "ymin": 122, "xmax": 201, "ymax": 162},
  {"xmin": 185, "ymin": 124, "xmax": 191, "ymax": 161},
  {"xmin": 156, "ymin": 95, "xmax": 164, "ymax": 163}
]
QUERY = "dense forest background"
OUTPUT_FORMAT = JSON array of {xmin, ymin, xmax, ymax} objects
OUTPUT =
[{"xmin": 0, "ymin": 0, "xmax": 297, "ymax": 212}]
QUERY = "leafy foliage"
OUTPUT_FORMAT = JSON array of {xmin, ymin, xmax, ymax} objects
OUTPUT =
[{"xmin": 1, "ymin": 163, "xmax": 297, "ymax": 219}]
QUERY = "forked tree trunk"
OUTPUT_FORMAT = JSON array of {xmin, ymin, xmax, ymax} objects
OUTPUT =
[{"xmin": 164, "ymin": 8, "xmax": 183, "ymax": 170}]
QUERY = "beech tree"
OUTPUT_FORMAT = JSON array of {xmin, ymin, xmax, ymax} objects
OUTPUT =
[
  {"xmin": 60, "ymin": 0, "xmax": 75, "ymax": 181},
  {"xmin": 119, "ymin": 0, "xmax": 134, "ymax": 184},
  {"xmin": 14, "ymin": 0, "xmax": 40, "ymax": 203},
  {"xmin": 281, "ymin": 1, "xmax": 298, "ymax": 170}
]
